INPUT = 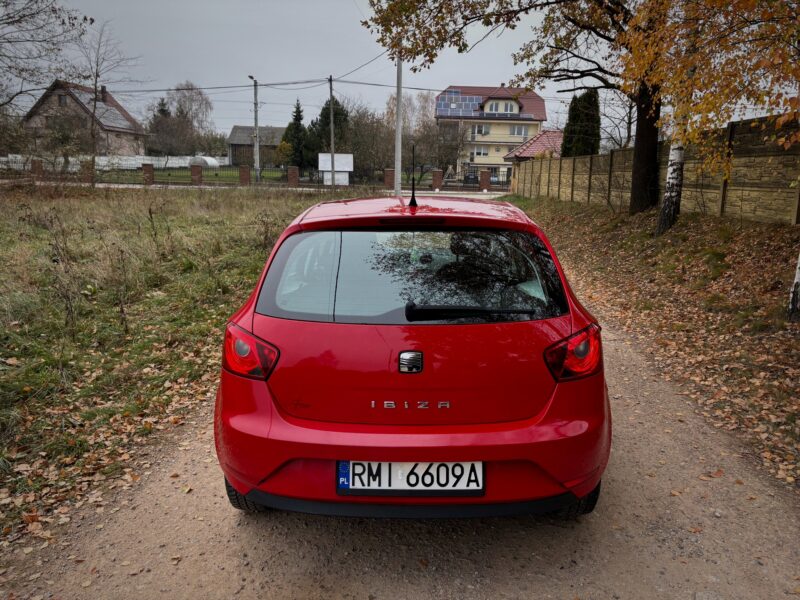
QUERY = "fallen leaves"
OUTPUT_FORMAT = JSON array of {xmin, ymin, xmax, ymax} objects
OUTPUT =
[
  {"xmin": 524, "ymin": 199, "xmax": 800, "ymax": 493},
  {"xmin": 699, "ymin": 468, "xmax": 725, "ymax": 481}
]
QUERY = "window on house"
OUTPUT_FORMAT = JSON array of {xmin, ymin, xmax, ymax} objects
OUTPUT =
[
  {"xmin": 473, "ymin": 145, "xmax": 489, "ymax": 157},
  {"xmin": 471, "ymin": 124, "xmax": 490, "ymax": 136},
  {"xmin": 508, "ymin": 146, "xmax": 515, "ymax": 153},
  {"xmin": 510, "ymin": 125, "xmax": 529, "ymax": 137},
  {"xmin": 488, "ymin": 101, "xmax": 499, "ymax": 112},
  {"xmin": 58, "ymin": 95, "xmax": 67, "ymax": 107},
  {"xmin": 504, "ymin": 102, "xmax": 515, "ymax": 113}
]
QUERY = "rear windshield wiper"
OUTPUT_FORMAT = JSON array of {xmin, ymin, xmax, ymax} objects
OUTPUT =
[{"xmin": 404, "ymin": 301, "xmax": 539, "ymax": 322}]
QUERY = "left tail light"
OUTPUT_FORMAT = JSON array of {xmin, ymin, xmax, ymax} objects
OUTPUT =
[
  {"xmin": 222, "ymin": 323, "xmax": 279, "ymax": 380},
  {"xmin": 544, "ymin": 323, "xmax": 602, "ymax": 381}
]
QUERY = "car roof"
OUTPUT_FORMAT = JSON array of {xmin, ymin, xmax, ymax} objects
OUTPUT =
[{"xmin": 295, "ymin": 196, "xmax": 534, "ymax": 229}]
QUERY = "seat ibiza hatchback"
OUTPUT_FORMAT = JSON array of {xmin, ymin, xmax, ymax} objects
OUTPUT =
[{"xmin": 215, "ymin": 196, "xmax": 610, "ymax": 518}]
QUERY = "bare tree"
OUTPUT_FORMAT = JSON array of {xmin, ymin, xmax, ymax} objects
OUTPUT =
[
  {"xmin": 166, "ymin": 81, "xmax": 214, "ymax": 134},
  {"xmin": 343, "ymin": 97, "xmax": 393, "ymax": 183},
  {"xmin": 74, "ymin": 21, "xmax": 138, "ymax": 181},
  {"xmin": 600, "ymin": 89, "xmax": 636, "ymax": 150},
  {"xmin": 0, "ymin": 0, "xmax": 91, "ymax": 109}
]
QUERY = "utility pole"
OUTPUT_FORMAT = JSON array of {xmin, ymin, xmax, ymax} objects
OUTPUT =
[
  {"xmin": 329, "ymin": 75, "xmax": 335, "ymax": 195},
  {"xmin": 248, "ymin": 75, "xmax": 260, "ymax": 183},
  {"xmin": 394, "ymin": 57, "xmax": 402, "ymax": 196}
]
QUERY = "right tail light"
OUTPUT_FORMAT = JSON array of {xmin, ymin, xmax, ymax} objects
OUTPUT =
[{"xmin": 544, "ymin": 324, "xmax": 602, "ymax": 381}]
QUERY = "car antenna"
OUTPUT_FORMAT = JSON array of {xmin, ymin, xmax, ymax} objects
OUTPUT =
[{"xmin": 409, "ymin": 144, "xmax": 418, "ymax": 207}]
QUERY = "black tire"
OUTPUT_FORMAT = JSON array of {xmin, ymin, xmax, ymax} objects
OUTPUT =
[
  {"xmin": 225, "ymin": 478, "xmax": 268, "ymax": 513},
  {"xmin": 558, "ymin": 480, "xmax": 601, "ymax": 519}
]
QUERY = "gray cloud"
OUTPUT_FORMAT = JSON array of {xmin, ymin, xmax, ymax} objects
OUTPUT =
[{"xmin": 64, "ymin": 0, "xmax": 570, "ymax": 133}]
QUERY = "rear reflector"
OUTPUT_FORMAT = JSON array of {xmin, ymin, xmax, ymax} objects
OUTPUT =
[
  {"xmin": 544, "ymin": 324, "xmax": 602, "ymax": 381},
  {"xmin": 222, "ymin": 323, "xmax": 279, "ymax": 380}
]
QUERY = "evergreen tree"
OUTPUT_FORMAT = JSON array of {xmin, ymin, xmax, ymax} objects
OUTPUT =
[
  {"xmin": 561, "ymin": 95, "xmax": 580, "ymax": 157},
  {"xmin": 560, "ymin": 89, "xmax": 600, "ymax": 157},
  {"xmin": 580, "ymin": 89, "xmax": 601, "ymax": 155},
  {"xmin": 281, "ymin": 99, "xmax": 307, "ymax": 168},
  {"xmin": 155, "ymin": 97, "xmax": 170, "ymax": 118},
  {"xmin": 304, "ymin": 97, "xmax": 349, "ymax": 168}
]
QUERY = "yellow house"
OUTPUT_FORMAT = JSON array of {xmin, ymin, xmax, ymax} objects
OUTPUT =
[{"xmin": 435, "ymin": 84, "xmax": 547, "ymax": 182}]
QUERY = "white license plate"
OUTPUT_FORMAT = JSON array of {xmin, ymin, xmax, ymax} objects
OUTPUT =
[{"xmin": 337, "ymin": 461, "xmax": 484, "ymax": 496}]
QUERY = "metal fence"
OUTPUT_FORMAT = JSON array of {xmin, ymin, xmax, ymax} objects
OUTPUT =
[
  {"xmin": 0, "ymin": 155, "xmax": 290, "ymax": 187},
  {"xmin": 1, "ymin": 154, "xmax": 512, "ymax": 192},
  {"xmin": 442, "ymin": 167, "xmax": 511, "ymax": 191}
]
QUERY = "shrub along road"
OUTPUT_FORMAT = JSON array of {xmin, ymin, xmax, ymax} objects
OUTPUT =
[
  {"xmin": 1, "ymin": 190, "xmax": 798, "ymax": 598},
  {"xmin": 1, "ymin": 325, "xmax": 798, "ymax": 599}
]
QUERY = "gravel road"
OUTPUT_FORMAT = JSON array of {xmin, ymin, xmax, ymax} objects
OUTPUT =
[{"xmin": 3, "ymin": 326, "xmax": 799, "ymax": 599}]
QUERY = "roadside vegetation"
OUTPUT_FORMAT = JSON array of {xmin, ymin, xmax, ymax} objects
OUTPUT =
[
  {"xmin": 509, "ymin": 195, "xmax": 800, "ymax": 488},
  {"xmin": 0, "ymin": 186, "xmax": 328, "ymax": 540}
]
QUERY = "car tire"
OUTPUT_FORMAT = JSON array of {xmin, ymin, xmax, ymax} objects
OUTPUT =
[
  {"xmin": 558, "ymin": 480, "xmax": 601, "ymax": 519},
  {"xmin": 225, "ymin": 478, "xmax": 267, "ymax": 513}
]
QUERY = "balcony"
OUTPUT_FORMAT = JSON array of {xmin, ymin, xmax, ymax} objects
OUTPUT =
[{"xmin": 437, "ymin": 111, "xmax": 538, "ymax": 121}]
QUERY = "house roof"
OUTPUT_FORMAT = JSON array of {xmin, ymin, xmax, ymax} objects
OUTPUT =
[
  {"xmin": 227, "ymin": 125, "xmax": 285, "ymax": 146},
  {"xmin": 504, "ymin": 130, "xmax": 564, "ymax": 160},
  {"xmin": 435, "ymin": 85, "xmax": 547, "ymax": 122},
  {"xmin": 24, "ymin": 80, "xmax": 143, "ymax": 134}
]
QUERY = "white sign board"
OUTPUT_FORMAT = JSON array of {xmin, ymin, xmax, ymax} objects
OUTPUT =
[
  {"xmin": 323, "ymin": 171, "xmax": 349, "ymax": 185},
  {"xmin": 318, "ymin": 153, "xmax": 354, "ymax": 172}
]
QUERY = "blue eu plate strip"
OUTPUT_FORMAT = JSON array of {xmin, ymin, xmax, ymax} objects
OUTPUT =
[{"xmin": 337, "ymin": 461, "xmax": 350, "ymax": 489}]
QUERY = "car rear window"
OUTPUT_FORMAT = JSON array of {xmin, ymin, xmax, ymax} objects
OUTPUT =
[{"xmin": 255, "ymin": 229, "xmax": 569, "ymax": 324}]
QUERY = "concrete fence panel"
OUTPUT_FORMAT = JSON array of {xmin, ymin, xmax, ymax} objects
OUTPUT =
[{"xmin": 511, "ymin": 115, "xmax": 800, "ymax": 225}]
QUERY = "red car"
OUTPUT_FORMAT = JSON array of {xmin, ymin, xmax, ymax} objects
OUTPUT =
[{"xmin": 215, "ymin": 196, "xmax": 610, "ymax": 518}]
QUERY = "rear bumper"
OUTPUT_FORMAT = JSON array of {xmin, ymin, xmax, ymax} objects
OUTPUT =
[
  {"xmin": 245, "ymin": 488, "xmax": 577, "ymax": 518},
  {"xmin": 215, "ymin": 369, "xmax": 611, "ymax": 511}
]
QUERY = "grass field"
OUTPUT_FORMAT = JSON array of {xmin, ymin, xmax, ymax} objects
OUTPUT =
[
  {"xmin": 1, "ymin": 186, "xmax": 796, "ymax": 538},
  {"xmin": 0, "ymin": 186, "xmax": 350, "ymax": 533}
]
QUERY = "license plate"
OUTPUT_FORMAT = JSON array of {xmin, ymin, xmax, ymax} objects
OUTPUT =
[{"xmin": 336, "ymin": 461, "xmax": 484, "ymax": 496}]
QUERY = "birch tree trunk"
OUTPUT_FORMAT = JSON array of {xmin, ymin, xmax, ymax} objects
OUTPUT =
[
  {"xmin": 789, "ymin": 250, "xmax": 800, "ymax": 322},
  {"xmin": 655, "ymin": 139, "xmax": 685, "ymax": 235}
]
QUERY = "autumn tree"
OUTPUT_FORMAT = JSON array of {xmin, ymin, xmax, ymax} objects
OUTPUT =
[
  {"xmin": 622, "ymin": 0, "xmax": 800, "ymax": 233},
  {"xmin": 0, "ymin": 0, "xmax": 91, "ymax": 109},
  {"xmin": 274, "ymin": 140, "xmax": 292, "ymax": 167},
  {"xmin": 365, "ymin": 0, "xmax": 664, "ymax": 214}
]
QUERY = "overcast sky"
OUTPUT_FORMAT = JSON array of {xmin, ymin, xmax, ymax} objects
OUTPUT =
[{"xmin": 62, "ymin": 0, "xmax": 572, "ymax": 133}]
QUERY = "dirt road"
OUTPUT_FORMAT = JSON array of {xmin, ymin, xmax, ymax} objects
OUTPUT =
[{"xmin": 3, "ymin": 326, "xmax": 799, "ymax": 599}]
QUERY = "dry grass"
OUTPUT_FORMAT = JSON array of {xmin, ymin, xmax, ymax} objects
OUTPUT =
[{"xmin": 0, "ymin": 185, "xmax": 345, "ymax": 537}]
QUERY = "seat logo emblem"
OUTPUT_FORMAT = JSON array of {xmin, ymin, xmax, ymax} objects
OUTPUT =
[{"xmin": 398, "ymin": 350, "xmax": 423, "ymax": 373}]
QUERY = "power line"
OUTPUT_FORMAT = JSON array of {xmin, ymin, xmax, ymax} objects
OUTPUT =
[
  {"xmin": 112, "ymin": 79, "xmax": 327, "ymax": 94},
  {"xmin": 336, "ymin": 50, "xmax": 388, "ymax": 79}
]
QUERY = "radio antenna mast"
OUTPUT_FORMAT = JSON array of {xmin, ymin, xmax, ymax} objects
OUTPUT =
[{"xmin": 409, "ymin": 144, "xmax": 417, "ymax": 207}]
